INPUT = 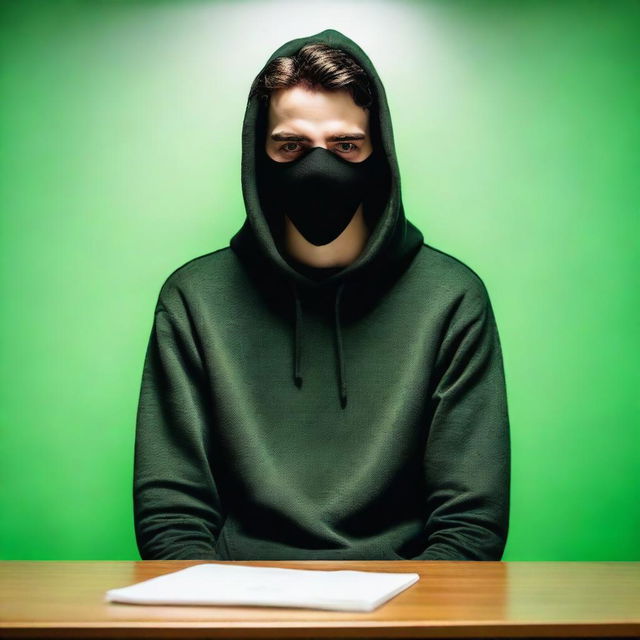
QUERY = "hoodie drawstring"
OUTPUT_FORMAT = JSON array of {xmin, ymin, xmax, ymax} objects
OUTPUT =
[
  {"xmin": 292, "ymin": 282, "xmax": 303, "ymax": 388},
  {"xmin": 334, "ymin": 281, "xmax": 347, "ymax": 408},
  {"xmin": 289, "ymin": 280, "xmax": 348, "ymax": 409}
]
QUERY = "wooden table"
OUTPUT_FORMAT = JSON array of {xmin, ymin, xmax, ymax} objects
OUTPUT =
[{"xmin": 1, "ymin": 560, "xmax": 639, "ymax": 639}]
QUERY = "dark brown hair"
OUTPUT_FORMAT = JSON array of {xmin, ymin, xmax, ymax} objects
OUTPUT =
[{"xmin": 250, "ymin": 42, "xmax": 374, "ymax": 109}]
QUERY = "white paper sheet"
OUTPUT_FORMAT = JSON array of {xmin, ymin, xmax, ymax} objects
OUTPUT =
[{"xmin": 105, "ymin": 563, "xmax": 420, "ymax": 612}]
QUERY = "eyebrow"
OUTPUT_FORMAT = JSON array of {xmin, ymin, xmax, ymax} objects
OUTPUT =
[{"xmin": 271, "ymin": 132, "xmax": 366, "ymax": 142}]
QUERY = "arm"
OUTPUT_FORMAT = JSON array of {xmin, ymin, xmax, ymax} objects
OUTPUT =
[
  {"xmin": 133, "ymin": 283, "xmax": 224, "ymax": 560},
  {"xmin": 415, "ymin": 283, "xmax": 511, "ymax": 560}
]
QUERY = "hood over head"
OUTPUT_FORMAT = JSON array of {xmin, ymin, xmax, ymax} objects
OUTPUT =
[{"xmin": 230, "ymin": 28, "xmax": 424, "ymax": 409}]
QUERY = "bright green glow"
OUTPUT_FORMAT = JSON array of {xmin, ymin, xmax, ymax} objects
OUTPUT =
[{"xmin": 1, "ymin": 1, "xmax": 638, "ymax": 560}]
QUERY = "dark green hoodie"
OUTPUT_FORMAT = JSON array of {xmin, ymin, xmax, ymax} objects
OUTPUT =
[{"xmin": 133, "ymin": 28, "xmax": 511, "ymax": 561}]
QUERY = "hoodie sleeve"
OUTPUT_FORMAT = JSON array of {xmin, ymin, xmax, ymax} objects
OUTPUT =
[
  {"xmin": 416, "ymin": 281, "xmax": 511, "ymax": 561},
  {"xmin": 133, "ymin": 283, "xmax": 224, "ymax": 560}
]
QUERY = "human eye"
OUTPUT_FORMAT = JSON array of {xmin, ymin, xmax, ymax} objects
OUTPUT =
[
  {"xmin": 280, "ymin": 142, "xmax": 304, "ymax": 154},
  {"xmin": 335, "ymin": 142, "xmax": 359, "ymax": 154}
]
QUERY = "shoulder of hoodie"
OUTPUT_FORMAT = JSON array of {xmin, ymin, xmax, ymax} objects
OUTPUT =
[
  {"xmin": 413, "ymin": 242, "xmax": 493, "ymax": 317},
  {"xmin": 154, "ymin": 246, "xmax": 239, "ymax": 314}
]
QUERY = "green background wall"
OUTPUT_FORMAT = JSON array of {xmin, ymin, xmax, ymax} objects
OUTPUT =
[{"xmin": 1, "ymin": 0, "xmax": 638, "ymax": 560}]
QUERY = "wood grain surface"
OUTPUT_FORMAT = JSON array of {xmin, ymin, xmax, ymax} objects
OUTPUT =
[{"xmin": 1, "ymin": 560, "xmax": 639, "ymax": 639}]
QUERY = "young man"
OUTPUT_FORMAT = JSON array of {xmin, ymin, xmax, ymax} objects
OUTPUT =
[{"xmin": 133, "ymin": 29, "xmax": 511, "ymax": 561}]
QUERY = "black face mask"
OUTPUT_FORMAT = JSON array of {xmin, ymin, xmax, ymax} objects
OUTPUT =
[{"xmin": 260, "ymin": 146, "xmax": 383, "ymax": 246}]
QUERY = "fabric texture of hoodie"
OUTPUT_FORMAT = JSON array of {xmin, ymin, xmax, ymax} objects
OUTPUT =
[{"xmin": 133, "ymin": 28, "xmax": 511, "ymax": 561}]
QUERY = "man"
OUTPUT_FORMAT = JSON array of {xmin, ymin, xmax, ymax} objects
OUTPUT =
[{"xmin": 133, "ymin": 28, "xmax": 511, "ymax": 561}]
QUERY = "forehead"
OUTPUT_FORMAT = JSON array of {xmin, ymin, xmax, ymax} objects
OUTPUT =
[{"xmin": 267, "ymin": 85, "xmax": 369, "ymax": 133}]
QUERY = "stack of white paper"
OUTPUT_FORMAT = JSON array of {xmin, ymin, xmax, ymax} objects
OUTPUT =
[{"xmin": 105, "ymin": 563, "xmax": 420, "ymax": 612}]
